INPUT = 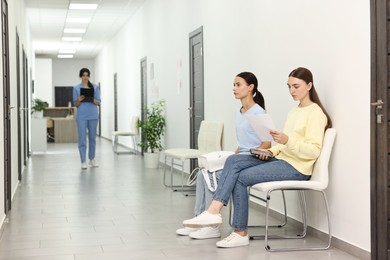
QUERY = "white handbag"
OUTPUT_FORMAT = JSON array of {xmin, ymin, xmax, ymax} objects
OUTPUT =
[
  {"xmin": 198, "ymin": 151, "xmax": 235, "ymax": 172},
  {"xmin": 198, "ymin": 151, "xmax": 234, "ymax": 192}
]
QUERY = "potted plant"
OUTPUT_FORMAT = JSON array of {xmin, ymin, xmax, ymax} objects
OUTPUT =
[
  {"xmin": 32, "ymin": 98, "xmax": 47, "ymax": 118},
  {"xmin": 137, "ymin": 99, "xmax": 166, "ymax": 168}
]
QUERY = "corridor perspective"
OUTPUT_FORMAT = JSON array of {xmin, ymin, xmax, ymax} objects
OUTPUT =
[{"xmin": 0, "ymin": 138, "xmax": 360, "ymax": 260}]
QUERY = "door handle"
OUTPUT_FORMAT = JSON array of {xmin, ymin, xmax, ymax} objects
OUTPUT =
[
  {"xmin": 371, "ymin": 100, "xmax": 384, "ymax": 107},
  {"xmin": 371, "ymin": 99, "xmax": 384, "ymax": 124}
]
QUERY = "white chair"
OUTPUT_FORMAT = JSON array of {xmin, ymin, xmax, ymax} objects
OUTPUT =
[
  {"xmin": 163, "ymin": 121, "xmax": 224, "ymax": 194},
  {"xmin": 112, "ymin": 116, "xmax": 139, "ymax": 154},
  {"xmin": 242, "ymin": 128, "xmax": 336, "ymax": 252}
]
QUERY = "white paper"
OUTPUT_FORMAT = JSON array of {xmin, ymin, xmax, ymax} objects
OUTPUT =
[{"xmin": 245, "ymin": 114, "xmax": 277, "ymax": 141}]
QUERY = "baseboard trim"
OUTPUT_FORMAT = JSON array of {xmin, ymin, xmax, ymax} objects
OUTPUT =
[
  {"xmin": 101, "ymin": 135, "xmax": 139, "ymax": 154},
  {"xmin": 248, "ymin": 201, "xmax": 370, "ymax": 259},
  {"xmin": 0, "ymin": 215, "xmax": 7, "ymax": 240}
]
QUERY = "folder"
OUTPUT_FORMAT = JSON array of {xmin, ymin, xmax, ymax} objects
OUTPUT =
[{"xmin": 80, "ymin": 88, "xmax": 94, "ymax": 102}]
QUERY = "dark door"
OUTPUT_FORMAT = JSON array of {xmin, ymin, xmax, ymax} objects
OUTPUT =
[
  {"xmin": 189, "ymin": 26, "xmax": 204, "ymax": 169},
  {"xmin": 114, "ymin": 73, "xmax": 118, "ymax": 131},
  {"xmin": 370, "ymin": 0, "xmax": 389, "ymax": 258},
  {"xmin": 55, "ymin": 86, "xmax": 73, "ymax": 106},
  {"xmin": 140, "ymin": 57, "xmax": 147, "ymax": 155},
  {"xmin": 23, "ymin": 50, "xmax": 29, "ymax": 165},
  {"xmin": 16, "ymin": 31, "xmax": 21, "ymax": 181},
  {"xmin": 2, "ymin": 0, "xmax": 11, "ymax": 213}
]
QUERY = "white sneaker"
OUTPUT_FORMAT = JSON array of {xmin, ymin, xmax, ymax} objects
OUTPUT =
[
  {"xmin": 183, "ymin": 211, "xmax": 222, "ymax": 228},
  {"xmin": 176, "ymin": 227, "xmax": 199, "ymax": 236},
  {"xmin": 189, "ymin": 227, "xmax": 221, "ymax": 239},
  {"xmin": 216, "ymin": 232, "xmax": 249, "ymax": 248},
  {"xmin": 89, "ymin": 159, "xmax": 99, "ymax": 168},
  {"xmin": 81, "ymin": 162, "xmax": 88, "ymax": 169}
]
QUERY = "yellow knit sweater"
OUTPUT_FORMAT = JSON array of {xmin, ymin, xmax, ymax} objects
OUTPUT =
[{"xmin": 268, "ymin": 103, "xmax": 327, "ymax": 175}]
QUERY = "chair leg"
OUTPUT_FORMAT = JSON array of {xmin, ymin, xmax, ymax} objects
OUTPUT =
[
  {"xmin": 162, "ymin": 157, "xmax": 196, "ymax": 194},
  {"xmin": 163, "ymin": 155, "xmax": 169, "ymax": 187},
  {"xmin": 233, "ymin": 189, "xmax": 288, "ymax": 230},
  {"xmin": 112, "ymin": 135, "xmax": 118, "ymax": 153},
  {"xmin": 297, "ymin": 190, "xmax": 308, "ymax": 238},
  {"xmin": 264, "ymin": 189, "xmax": 332, "ymax": 252},
  {"xmin": 131, "ymin": 136, "xmax": 138, "ymax": 154}
]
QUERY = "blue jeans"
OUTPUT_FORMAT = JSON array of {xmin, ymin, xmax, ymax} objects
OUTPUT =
[
  {"xmin": 76, "ymin": 119, "xmax": 98, "ymax": 163},
  {"xmin": 213, "ymin": 154, "xmax": 310, "ymax": 230},
  {"xmin": 194, "ymin": 169, "xmax": 221, "ymax": 216}
]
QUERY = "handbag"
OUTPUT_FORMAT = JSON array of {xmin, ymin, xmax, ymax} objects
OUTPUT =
[
  {"xmin": 187, "ymin": 167, "xmax": 200, "ymax": 186},
  {"xmin": 198, "ymin": 151, "xmax": 234, "ymax": 192}
]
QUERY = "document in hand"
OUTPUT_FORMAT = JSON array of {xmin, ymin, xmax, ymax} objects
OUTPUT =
[
  {"xmin": 244, "ymin": 114, "xmax": 276, "ymax": 141},
  {"xmin": 80, "ymin": 88, "xmax": 94, "ymax": 102}
]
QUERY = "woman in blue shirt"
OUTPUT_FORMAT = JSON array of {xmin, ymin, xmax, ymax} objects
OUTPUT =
[
  {"xmin": 176, "ymin": 72, "xmax": 271, "ymax": 239},
  {"xmin": 73, "ymin": 68, "xmax": 101, "ymax": 169}
]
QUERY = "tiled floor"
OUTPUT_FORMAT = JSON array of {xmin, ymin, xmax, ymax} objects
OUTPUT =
[{"xmin": 0, "ymin": 138, "xmax": 362, "ymax": 259}]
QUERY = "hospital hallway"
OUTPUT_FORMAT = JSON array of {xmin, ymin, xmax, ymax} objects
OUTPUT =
[{"xmin": 0, "ymin": 137, "xmax": 361, "ymax": 259}]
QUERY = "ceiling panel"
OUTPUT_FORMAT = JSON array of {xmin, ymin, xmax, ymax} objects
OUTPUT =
[{"xmin": 26, "ymin": 0, "xmax": 146, "ymax": 59}]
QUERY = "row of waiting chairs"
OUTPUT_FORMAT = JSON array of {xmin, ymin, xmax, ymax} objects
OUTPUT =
[{"xmin": 112, "ymin": 116, "xmax": 336, "ymax": 252}]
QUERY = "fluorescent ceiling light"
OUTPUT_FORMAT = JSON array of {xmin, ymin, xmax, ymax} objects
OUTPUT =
[
  {"xmin": 69, "ymin": 4, "xmax": 98, "ymax": 10},
  {"xmin": 64, "ymin": 28, "xmax": 86, "ymax": 34},
  {"xmin": 62, "ymin": 37, "xmax": 82, "ymax": 42},
  {"xmin": 57, "ymin": 54, "xmax": 74, "ymax": 59},
  {"xmin": 59, "ymin": 49, "xmax": 76, "ymax": 54},
  {"xmin": 66, "ymin": 17, "xmax": 91, "ymax": 24}
]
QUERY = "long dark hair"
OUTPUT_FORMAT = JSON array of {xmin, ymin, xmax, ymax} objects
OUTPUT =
[
  {"xmin": 288, "ymin": 67, "xmax": 332, "ymax": 129},
  {"xmin": 236, "ymin": 72, "xmax": 265, "ymax": 110},
  {"xmin": 79, "ymin": 68, "xmax": 93, "ymax": 89}
]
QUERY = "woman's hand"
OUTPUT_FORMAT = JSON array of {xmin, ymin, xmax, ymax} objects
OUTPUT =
[
  {"xmin": 252, "ymin": 148, "xmax": 273, "ymax": 160},
  {"xmin": 270, "ymin": 130, "xmax": 288, "ymax": 145},
  {"xmin": 74, "ymin": 95, "xmax": 85, "ymax": 107}
]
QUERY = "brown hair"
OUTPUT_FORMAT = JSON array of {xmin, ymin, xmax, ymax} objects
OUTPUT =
[
  {"xmin": 79, "ymin": 68, "xmax": 93, "ymax": 89},
  {"xmin": 289, "ymin": 67, "xmax": 332, "ymax": 129}
]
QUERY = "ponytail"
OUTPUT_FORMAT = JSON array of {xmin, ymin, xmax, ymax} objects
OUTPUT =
[
  {"xmin": 236, "ymin": 71, "xmax": 266, "ymax": 110},
  {"xmin": 88, "ymin": 80, "xmax": 93, "ymax": 89},
  {"xmin": 253, "ymin": 90, "xmax": 265, "ymax": 110}
]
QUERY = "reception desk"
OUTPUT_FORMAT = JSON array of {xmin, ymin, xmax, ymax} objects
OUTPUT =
[
  {"xmin": 52, "ymin": 118, "xmax": 78, "ymax": 143},
  {"xmin": 44, "ymin": 107, "xmax": 78, "ymax": 143}
]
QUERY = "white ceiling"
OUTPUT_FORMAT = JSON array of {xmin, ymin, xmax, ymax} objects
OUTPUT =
[{"xmin": 25, "ymin": 0, "xmax": 146, "ymax": 59}]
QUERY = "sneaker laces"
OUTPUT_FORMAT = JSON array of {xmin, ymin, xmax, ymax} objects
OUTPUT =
[{"xmin": 222, "ymin": 232, "xmax": 238, "ymax": 242}]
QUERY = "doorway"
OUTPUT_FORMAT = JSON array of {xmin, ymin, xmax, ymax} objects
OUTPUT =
[
  {"xmin": 23, "ymin": 50, "xmax": 29, "ymax": 165},
  {"xmin": 140, "ymin": 57, "xmax": 147, "ymax": 155},
  {"xmin": 16, "ymin": 31, "xmax": 21, "ymax": 181},
  {"xmin": 189, "ymin": 26, "xmax": 204, "ymax": 170},
  {"xmin": 114, "ymin": 73, "xmax": 118, "ymax": 131},
  {"xmin": 370, "ymin": 0, "xmax": 389, "ymax": 258},
  {"xmin": 2, "ymin": 0, "xmax": 11, "ymax": 213},
  {"xmin": 54, "ymin": 86, "xmax": 73, "ymax": 106}
]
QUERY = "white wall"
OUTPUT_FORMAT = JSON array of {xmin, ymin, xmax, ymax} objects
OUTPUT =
[
  {"xmin": 94, "ymin": 0, "xmax": 371, "ymax": 252},
  {"xmin": 34, "ymin": 59, "xmax": 95, "ymax": 107},
  {"xmin": 0, "ymin": 0, "xmax": 34, "ymax": 225},
  {"xmin": 34, "ymin": 59, "xmax": 52, "ymax": 105},
  {"xmin": 52, "ymin": 59, "xmax": 95, "ymax": 87}
]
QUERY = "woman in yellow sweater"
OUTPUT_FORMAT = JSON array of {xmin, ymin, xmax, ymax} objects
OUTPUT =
[{"xmin": 182, "ymin": 67, "xmax": 332, "ymax": 248}]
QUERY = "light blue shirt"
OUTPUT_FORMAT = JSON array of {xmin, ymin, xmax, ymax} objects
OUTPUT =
[
  {"xmin": 236, "ymin": 104, "xmax": 265, "ymax": 153},
  {"xmin": 73, "ymin": 83, "xmax": 101, "ymax": 120}
]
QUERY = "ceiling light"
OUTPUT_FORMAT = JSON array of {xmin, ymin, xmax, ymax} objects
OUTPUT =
[
  {"xmin": 57, "ymin": 54, "xmax": 74, "ymax": 59},
  {"xmin": 59, "ymin": 49, "xmax": 76, "ymax": 54},
  {"xmin": 64, "ymin": 28, "xmax": 86, "ymax": 34},
  {"xmin": 66, "ymin": 17, "xmax": 91, "ymax": 24},
  {"xmin": 69, "ymin": 4, "xmax": 98, "ymax": 10},
  {"xmin": 62, "ymin": 37, "xmax": 82, "ymax": 42}
]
